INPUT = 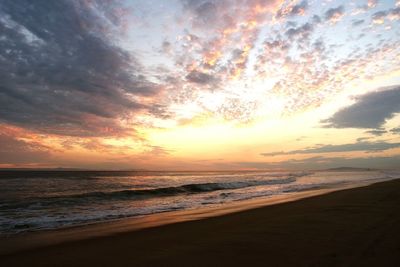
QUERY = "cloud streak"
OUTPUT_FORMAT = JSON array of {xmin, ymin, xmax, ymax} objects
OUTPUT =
[
  {"xmin": 237, "ymin": 155, "xmax": 400, "ymax": 170},
  {"xmin": 0, "ymin": 126, "xmax": 50, "ymax": 165},
  {"xmin": 261, "ymin": 141, "xmax": 400, "ymax": 156}
]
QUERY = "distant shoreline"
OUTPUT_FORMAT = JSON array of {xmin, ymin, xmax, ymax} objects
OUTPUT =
[{"xmin": 0, "ymin": 167, "xmax": 395, "ymax": 172}]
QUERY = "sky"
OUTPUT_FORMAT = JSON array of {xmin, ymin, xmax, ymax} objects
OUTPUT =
[{"xmin": 0, "ymin": 0, "xmax": 399, "ymax": 170}]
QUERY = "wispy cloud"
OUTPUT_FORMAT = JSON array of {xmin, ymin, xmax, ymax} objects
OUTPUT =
[
  {"xmin": 0, "ymin": 126, "xmax": 50, "ymax": 164},
  {"xmin": 352, "ymin": 19, "xmax": 365, "ymax": 26},
  {"xmin": 236, "ymin": 155, "xmax": 400, "ymax": 170},
  {"xmin": 365, "ymin": 129, "xmax": 387, "ymax": 136},
  {"xmin": 261, "ymin": 141, "xmax": 400, "ymax": 156}
]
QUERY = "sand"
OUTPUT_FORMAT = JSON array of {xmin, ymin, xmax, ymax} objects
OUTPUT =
[{"xmin": 1, "ymin": 179, "xmax": 400, "ymax": 266}]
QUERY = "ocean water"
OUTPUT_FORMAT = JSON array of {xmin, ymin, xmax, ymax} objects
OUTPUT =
[{"xmin": 0, "ymin": 169, "xmax": 399, "ymax": 235}]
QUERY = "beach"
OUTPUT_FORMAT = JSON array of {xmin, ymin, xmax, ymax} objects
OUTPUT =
[
  {"xmin": 1, "ymin": 1, "xmax": 400, "ymax": 266},
  {"xmin": 1, "ymin": 178, "xmax": 400, "ymax": 266}
]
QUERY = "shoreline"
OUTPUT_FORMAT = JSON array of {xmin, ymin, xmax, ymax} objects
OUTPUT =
[{"xmin": 0, "ymin": 177, "xmax": 396, "ymax": 257}]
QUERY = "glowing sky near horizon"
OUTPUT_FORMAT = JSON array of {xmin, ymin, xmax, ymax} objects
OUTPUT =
[{"xmin": 0, "ymin": 0, "xmax": 400, "ymax": 170}]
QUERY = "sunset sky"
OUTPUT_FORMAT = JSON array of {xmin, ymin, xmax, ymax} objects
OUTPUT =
[{"xmin": 0, "ymin": 0, "xmax": 400, "ymax": 170}]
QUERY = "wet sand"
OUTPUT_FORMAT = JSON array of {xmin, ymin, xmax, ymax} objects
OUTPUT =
[{"xmin": 1, "ymin": 179, "xmax": 400, "ymax": 266}]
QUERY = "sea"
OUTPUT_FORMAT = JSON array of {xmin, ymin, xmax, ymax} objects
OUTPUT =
[{"xmin": 0, "ymin": 169, "xmax": 399, "ymax": 235}]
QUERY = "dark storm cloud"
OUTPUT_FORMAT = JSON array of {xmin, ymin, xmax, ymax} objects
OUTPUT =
[
  {"xmin": 261, "ymin": 141, "xmax": 400, "ymax": 156},
  {"xmin": 321, "ymin": 86, "xmax": 400, "ymax": 129},
  {"xmin": 0, "ymin": 0, "xmax": 160, "ymax": 136}
]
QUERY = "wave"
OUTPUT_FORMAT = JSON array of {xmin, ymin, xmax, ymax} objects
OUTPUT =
[
  {"xmin": 79, "ymin": 176, "xmax": 297, "ymax": 199},
  {"xmin": 0, "ymin": 177, "xmax": 298, "ymax": 210}
]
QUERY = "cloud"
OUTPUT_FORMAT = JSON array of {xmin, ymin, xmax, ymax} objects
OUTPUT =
[
  {"xmin": 322, "ymin": 86, "xmax": 400, "ymax": 129},
  {"xmin": 0, "ymin": 127, "xmax": 50, "ymax": 164},
  {"xmin": 391, "ymin": 7, "xmax": 400, "ymax": 20},
  {"xmin": 352, "ymin": 19, "xmax": 364, "ymax": 26},
  {"xmin": 186, "ymin": 70, "xmax": 217, "ymax": 84},
  {"xmin": 367, "ymin": 0, "xmax": 378, "ymax": 9},
  {"xmin": 372, "ymin": 7, "xmax": 400, "ymax": 24},
  {"xmin": 356, "ymin": 137, "xmax": 371, "ymax": 142},
  {"xmin": 161, "ymin": 40, "xmax": 173, "ymax": 55},
  {"xmin": 391, "ymin": 127, "xmax": 400, "ymax": 134},
  {"xmin": 182, "ymin": 1, "xmax": 219, "ymax": 28},
  {"xmin": 170, "ymin": 0, "xmax": 399, "ymax": 124},
  {"xmin": 179, "ymin": 0, "xmax": 284, "ymax": 74},
  {"xmin": 372, "ymin": 10, "xmax": 387, "ymax": 24},
  {"xmin": 365, "ymin": 129, "xmax": 387, "ymax": 136},
  {"xmin": 145, "ymin": 146, "xmax": 171, "ymax": 157},
  {"xmin": 276, "ymin": 0, "xmax": 308, "ymax": 18},
  {"xmin": 285, "ymin": 22, "xmax": 314, "ymax": 40},
  {"xmin": 61, "ymin": 138, "xmax": 133, "ymax": 153},
  {"xmin": 324, "ymin": 6, "xmax": 345, "ymax": 24},
  {"xmin": 236, "ymin": 155, "xmax": 400, "ymax": 170},
  {"xmin": 0, "ymin": 0, "xmax": 161, "ymax": 137},
  {"xmin": 261, "ymin": 141, "xmax": 400, "ymax": 156},
  {"xmin": 289, "ymin": 0, "xmax": 308, "ymax": 16}
]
